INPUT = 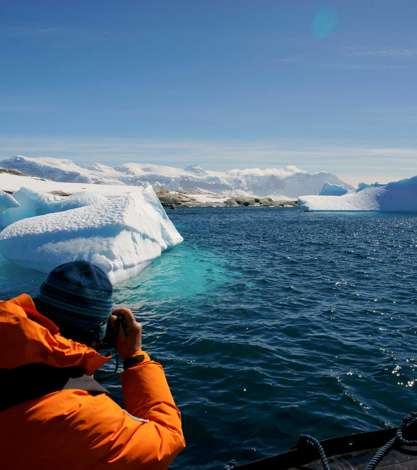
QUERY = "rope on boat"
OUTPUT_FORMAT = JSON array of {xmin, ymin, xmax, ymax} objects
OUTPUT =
[
  {"xmin": 232, "ymin": 412, "xmax": 417, "ymax": 468},
  {"xmin": 296, "ymin": 413, "xmax": 417, "ymax": 470},
  {"xmin": 297, "ymin": 434, "xmax": 331, "ymax": 470},
  {"xmin": 365, "ymin": 412, "xmax": 417, "ymax": 470}
]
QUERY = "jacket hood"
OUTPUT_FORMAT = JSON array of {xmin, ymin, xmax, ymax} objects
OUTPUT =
[{"xmin": 0, "ymin": 294, "xmax": 110, "ymax": 374}]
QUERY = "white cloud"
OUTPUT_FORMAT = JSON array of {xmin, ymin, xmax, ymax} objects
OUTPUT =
[{"xmin": 347, "ymin": 47, "xmax": 417, "ymax": 58}]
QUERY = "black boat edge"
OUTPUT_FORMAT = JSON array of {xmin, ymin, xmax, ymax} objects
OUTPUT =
[{"xmin": 234, "ymin": 427, "xmax": 404, "ymax": 469}]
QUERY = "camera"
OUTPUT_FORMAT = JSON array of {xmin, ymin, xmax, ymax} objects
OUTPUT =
[{"xmin": 103, "ymin": 313, "xmax": 128, "ymax": 348}]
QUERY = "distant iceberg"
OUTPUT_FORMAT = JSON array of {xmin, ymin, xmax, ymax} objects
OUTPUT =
[
  {"xmin": 0, "ymin": 186, "xmax": 183, "ymax": 284},
  {"xmin": 319, "ymin": 183, "xmax": 349, "ymax": 196},
  {"xmin": 300, "ymin": 175, "xmax": 417, "ymax": 212}
]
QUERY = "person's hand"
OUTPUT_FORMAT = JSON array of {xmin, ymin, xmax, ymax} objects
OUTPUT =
[{"xmin": 108, "ymin": 307, "xmax": 142, "ymax": 360}]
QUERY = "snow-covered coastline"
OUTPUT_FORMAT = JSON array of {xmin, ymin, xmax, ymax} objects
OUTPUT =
[
  {"xmin": 1, "ymin": 154, "xmax": 415, "ymax": 213},
  {"xmin": 0, "ymin": 170, "xmax": 298, "ymax": 209},
  {"xmin": 0, "ymin": 155, "xmax": 351, "ymax": 198}
]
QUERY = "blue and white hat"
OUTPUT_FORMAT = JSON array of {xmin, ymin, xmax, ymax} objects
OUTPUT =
[{"xmin": 36, "ymin": 261, "xmax": 113, "ymax": 342}]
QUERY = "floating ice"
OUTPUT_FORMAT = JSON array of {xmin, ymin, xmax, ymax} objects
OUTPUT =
[
  {"xmin": 319, "ymin": 183, "xmax": 348, "ymax": 196},
  {"xmin": 0, "ymin": 186, "xmax": 183, "ymax": 284},
  {"xmin": 300, "ymin": 175, "xmax": 417, "ymax": 212}
]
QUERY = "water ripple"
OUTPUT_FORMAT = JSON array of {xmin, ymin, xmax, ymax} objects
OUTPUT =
[{"xmin": 2, "ymin": 208, "xmax": 417, "ymax": 469}]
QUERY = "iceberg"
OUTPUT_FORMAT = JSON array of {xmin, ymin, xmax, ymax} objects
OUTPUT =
[
  {"xmin": 319, "ymin": 183, "xmax": 349, "ymax": 196},
  {"xmin": 299, "ymin": 175, "xmax": 417, "ymax": 212},
  {"xmin": 0, "ymin": 186, "xmax": 183, "ymax": 284}
]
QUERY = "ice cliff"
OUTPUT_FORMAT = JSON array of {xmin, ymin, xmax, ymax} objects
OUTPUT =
[
  {"xmin": 300, "ymin": 175, "xmax": 417, "ymax": 212},
  {"xmin": 0, "ymin": 185, "xmax": 183, "ymax": 284}
]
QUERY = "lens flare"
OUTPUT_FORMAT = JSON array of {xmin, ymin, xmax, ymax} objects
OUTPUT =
[{"xmin": 312, "ymin": 7, "xmax": 338, "ymax": 39}]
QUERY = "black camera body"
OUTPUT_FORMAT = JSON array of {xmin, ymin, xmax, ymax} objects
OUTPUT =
[{"xmin": 103, "ymin": 313, "xmax": 128, "ymax": 348}]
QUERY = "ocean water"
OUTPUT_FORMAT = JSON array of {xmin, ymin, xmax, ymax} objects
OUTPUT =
[{"xmin": 1, "ymin": 208, "xmax": 417, "ymax": 468}]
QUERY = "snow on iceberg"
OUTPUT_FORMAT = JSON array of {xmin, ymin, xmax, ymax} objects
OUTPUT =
[
  {"xmin": 319, "ymin": 183, "xmax": 348, "ymax": 196},
  {"xmin": 0, "ymin": 187, "xmax": 106, "ymax": 229},
  {"xmin": 0, "ymin": 191, "xmax": 19, "ymax": 212},
  {"xmin": 299, "ymin": 175, "xmax": 417, "ymax": 212},
  {"xmin": 0, "ymin": 186, "xmax": 183, "ymax": 284}
]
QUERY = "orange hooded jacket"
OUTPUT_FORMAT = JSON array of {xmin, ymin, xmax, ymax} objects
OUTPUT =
[{"xmin": 0, "ymin": 294, "xmax": 186, "ymax": 470}]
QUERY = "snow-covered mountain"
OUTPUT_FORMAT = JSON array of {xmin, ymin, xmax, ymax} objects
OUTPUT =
[{"xmin": 0, "ymin": 155, "xmax": 351, "ymax": 197}]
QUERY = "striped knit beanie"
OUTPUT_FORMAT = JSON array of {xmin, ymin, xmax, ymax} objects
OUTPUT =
[{"xmin": 35, "ymin": 261, "xmax": 113, "ymax": 342}]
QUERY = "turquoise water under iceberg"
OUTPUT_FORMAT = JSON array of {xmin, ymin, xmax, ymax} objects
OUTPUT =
[{"xmin": 1, "ymin": 207, "xmax": 417, "ymax": 469}]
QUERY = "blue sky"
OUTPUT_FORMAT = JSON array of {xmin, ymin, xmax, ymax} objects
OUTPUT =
[{"xmin": 1, "ymin": 0, "xmax": 417, "ymax": 183}]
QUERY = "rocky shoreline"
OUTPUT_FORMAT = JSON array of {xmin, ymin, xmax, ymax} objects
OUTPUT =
[{"xmin": 155, "ymin": 188, "xmax": 299, "ymax": 209}]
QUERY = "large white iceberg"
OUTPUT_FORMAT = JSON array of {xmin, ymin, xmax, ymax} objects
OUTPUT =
[
  {"xmin": 0, "ymin": 186, "xmax": 183, "ymax": 284},
  {"xmin": 300, "ymin": 175, "xmax": 417, "ymax": 212}
]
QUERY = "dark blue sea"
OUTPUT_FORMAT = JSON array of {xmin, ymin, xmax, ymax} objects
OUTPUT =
[{"xmin": 1, "ymin": 208, "xmax": 417, "ymax": 469}]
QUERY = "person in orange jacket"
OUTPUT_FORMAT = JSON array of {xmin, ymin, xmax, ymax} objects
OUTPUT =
[{"xmin": 0, "ymin": 261, "xmax": 186, "ymax": 470}]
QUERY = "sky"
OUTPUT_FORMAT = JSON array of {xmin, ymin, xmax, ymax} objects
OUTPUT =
[{"xmin": 1, "ymin": 0, "xmax": 417, "ymax": 184}]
